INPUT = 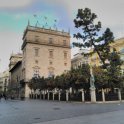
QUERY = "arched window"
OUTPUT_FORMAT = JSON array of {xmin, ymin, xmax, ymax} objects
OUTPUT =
[
  {"xmin": 33, "ymin": 66, "xmax": 40, "ymax": 78},
  {"xmin": 48, "ymin": 67, "xmax": 54, "ymax": 77}
]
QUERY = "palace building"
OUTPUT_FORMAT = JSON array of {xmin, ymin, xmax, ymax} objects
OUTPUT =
[{"xmin": 9, "ymin": 25, "xmax": 71, "ymax": 98}]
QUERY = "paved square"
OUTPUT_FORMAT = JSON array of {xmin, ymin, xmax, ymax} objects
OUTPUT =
[{"xmin": 0, "ymin": 99, "xmax": 124, "ymax": 124}]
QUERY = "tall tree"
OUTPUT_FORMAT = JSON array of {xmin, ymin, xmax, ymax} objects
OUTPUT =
[
  {"xmin": 107, "ymin": 49, "xmax": 124, "ymax": 89},
  {"xmin": 73, "ymin": 8, "xmax": 114, "ymax": 68}
]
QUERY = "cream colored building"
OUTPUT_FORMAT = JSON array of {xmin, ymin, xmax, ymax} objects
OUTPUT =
[
  {"xmin": 0, "ymin": 70, "xmax": 9, "ymax": 92},
  {"xmin": 9, "ymin": 53, "xmax": 23, "ymax": 70},
  {"xmin": 9, "ymin": 25, "xmax": 71, "ymax": 98},
  {"xmin": 90, "ymin": 38, "xmax": 124, "ymax": 68},
  {"xmin": 9, "ymin": 61, "xmax": 22, "ymax": 98},
  {"xmin": 71, "ymin": 49, "xmax": 89, "ymax": 69},
  {"xmin": 8, "ymin": 53, "xmax": 22, "ymax": 94}
]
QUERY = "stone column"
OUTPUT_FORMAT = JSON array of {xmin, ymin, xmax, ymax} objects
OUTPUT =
[
  {"xmin": 58, "ymin": 91, "xmax": 61, "ymax": 101},
  {"xmin": 43, "ymin": 90, "xmax": 45, "ymax": 100},
  {"xmin": 66, "ymin": 90, "xmax": 69, "ymax": 102},
  {"xmin": 47, "ymin": 91, "xmax": 50, "ymax": 100},
  {"xmin": 53, "ymin": 92, "xmax": 55, "ymax": 100},
  {"xmin": 40, "ymin": 92, "xmax": 42, "ymax": 99},
  {"xmin": 36, "ymin": 93, "xmax": 38, "ymax": 99},
  {"xmin": 81, "ymin": 89, "xmax": 84, "ymax": 102},
  {"xmin": 102, "ymin": 89, "xmax": 105, "ymax": 102},
  {"xmin": 90, "ymin": 87, "xmax": 96, "ymax": 103},
  {"xmin": 69, "ymin": 87, "xmax": 72, "ymax": 94},
  {"xmin": 118, "ymin": 89, "xmax": 122, "ymax": 102}
]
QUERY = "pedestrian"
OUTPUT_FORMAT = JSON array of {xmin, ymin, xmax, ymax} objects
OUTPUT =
[
  {"xmin": 0, "ymin": 94, "xmax": 1, "ymax": 101},
  {"xmin": 3, "ymin": 93, "xmax": 7, "ymax": 100}
]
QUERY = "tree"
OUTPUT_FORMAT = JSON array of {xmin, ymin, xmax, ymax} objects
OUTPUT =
[
  {"xmin": 107, "ymin": 49, "xmax": 124, "ymax": 89},
  {"xmin": 93, "ymin": 66, "xmax": 108, "ymax": 89},
  {"xmin": 28, "ymin": 77, "xmax": 45, "ymax": 91},
  {"xmin": 73, "ymin": 8, "xmax": 114, "ymax": 68},
  {"xmin": 73, "ymin": 64, "xmax": 90, "ymax": 90}
]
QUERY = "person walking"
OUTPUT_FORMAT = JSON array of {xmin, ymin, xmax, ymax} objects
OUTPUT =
[{"xmin": 0, "ymin": 93, "xmax": 1, "ymax": 101}]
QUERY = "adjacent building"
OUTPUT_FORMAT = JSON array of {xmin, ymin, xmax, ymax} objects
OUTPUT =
[
  {"xmin": 0, "ymin": 70, "xmax": 9, "ymax": 93},
  {"xmin": 71, "ymin": 49, "xmax": 89, "ymax": 69},
  {"xmin": 90, "ymin": 38, "xmax": 124, "ymax": 69},
  {"xmin": 9, "ymin": 61, "xmax": 22, "ymax": 98}
]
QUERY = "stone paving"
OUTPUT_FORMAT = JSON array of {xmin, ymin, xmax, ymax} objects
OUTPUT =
[
  {"xmin": 35, "ymin": 110, "xmax": 124, "ymax": 124},
  {"xmin": 0, "ymin": 99, "xmax": 124, "ymax": 124}
]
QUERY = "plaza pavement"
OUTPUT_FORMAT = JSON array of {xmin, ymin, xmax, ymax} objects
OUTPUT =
[
  {"xmin": 0, "ymin": 99, "xmax": 124, "ymax": 124},
  {"xmin": 35, "ymin": 110, "xmax": 124, "ymax": 124}
]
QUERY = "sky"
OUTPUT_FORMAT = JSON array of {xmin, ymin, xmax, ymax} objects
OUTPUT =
[{"xmin": 0, "ymin": 0, "xmax": 124, "ymax": 72}]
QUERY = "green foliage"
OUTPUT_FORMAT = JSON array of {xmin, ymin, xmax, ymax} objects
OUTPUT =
[
  {"xmin": 107, "ymin": 49, "xmax": 124, "ymax": 88},
  {"xmin": 93, "ymin": 66, "xmax": 108, "ymax": 89},
  {"xmin": 73, "ymin": 8, "xmax": 114, "ymax": 68},
  {"xmin": 28, "ymin": 64, "xmax": 91, "ymax": 91},
  {"xmin": 28, "ymin": 76, "xmax": 45, "ymax": 91}
]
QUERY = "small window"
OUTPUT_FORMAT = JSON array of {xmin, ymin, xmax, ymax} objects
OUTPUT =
[
  {"xmin": 64, "ymin": 63, "xmax": 67, "ymax": 66},
  {"xmin": 48, "ymin": 71, "xmax": 54, "ymax": 77},
  {"xmin": 35, "ymin": 36, "xmax": 39, "ymax": 42},
  {"xmin": 35, "ymin": 60, "xmax": 38, "ymax": 64},
  {"xmin": 63, "ymin": 40, "xmax": 66, "ymax": 46},
  {"xmin": 34, "ymin": 48, "xmax": 39, "ymax": 57},
  {"xmin": 33, "ymin": 68, "xmax": 40, "ymax": 78},
  {"xmin": 49, "ymin": 50, "xmax": 53, "ymax": 58},
  {"xmin": 49, "ymin": 38, "xmax": 53, "ymax": 44},
  {"xmin": 49, "ymin": 61, "xmax": 52, "ymax": 65},
  {"xmin": 64, "ymin": 52, "xmax": 67, "ymax": 59}
]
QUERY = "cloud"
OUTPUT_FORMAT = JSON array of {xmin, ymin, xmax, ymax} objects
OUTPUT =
[{"xmin": 0, "ymin": 0, "xmax": 33, "ymax": 9}]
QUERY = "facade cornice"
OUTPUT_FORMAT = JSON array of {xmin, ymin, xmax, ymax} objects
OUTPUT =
[
  {"xmin": 22, "ymin": 40, "xmax": 71, "ymax": 50},
  {"xmin": 23, "ymin": 26, "xmax": 70, "ymax": 40}
]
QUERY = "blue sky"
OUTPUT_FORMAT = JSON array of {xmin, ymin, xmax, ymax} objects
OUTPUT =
[{"xmin": 0, "ymin": 0, "xmax": 124, "ymax": 72}]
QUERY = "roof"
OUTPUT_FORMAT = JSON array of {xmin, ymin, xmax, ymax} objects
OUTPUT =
[
  {"xmin": 9, "ymin": 61, "xmax": 22, "ymax": 72},
  {"xmin": 10, "ymin": 53, "xmax": 22, "ymax": 60}
]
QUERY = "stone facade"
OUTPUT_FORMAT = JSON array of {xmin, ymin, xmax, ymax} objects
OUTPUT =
[
  {"xmin": 9, "ymin": 61, "xmax": 22, "ymax": 98},
  {"xmin": 20, "ymin": 25, "xmax": 71, "ymax": 97},
  {"xmin": 71, "ymin": 49, "xmax": 89, "ymax": 69},
  {"xmin": 9, "ymin": 53, "xmax": 23, "ymax": 70},
  {"xmin": 90, "ymin": 38, "xmax": 124, "ymax": 68},
  {"xmin": 0, "ymin": 70, "xmax": 9, "ymax": 92}
]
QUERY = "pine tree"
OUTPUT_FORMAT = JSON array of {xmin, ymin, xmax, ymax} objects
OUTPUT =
[
  {"xmin": 107, "ymin": 48, "xmax": 124, "ymax": 88},
  {"xmin": 73, "ymin": 8, "xmax": 114, "ymax": 68}
]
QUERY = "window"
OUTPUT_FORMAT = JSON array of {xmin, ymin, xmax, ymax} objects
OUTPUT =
[
  {"xmin": 49, "ymin": 38, "xmax": 53, "ymax": 44},
  {"xmin": 34, "ymin": 48, "xmax": 39, "ymax": 57},
  {"xmin": 35, "ymin": 36, "xmax": 39, "ymax": 42},
  {"xmin": 35, "ymin": 60, "xmax": 38, "ymax": 64},
  {"xmin": 48, "ymin": 71, "xmax": 54, "ymax": 77},
  {"xmin": 48, "ymin": 67, "xmax": 54, "ymax": 77},
  {"xmin": 49, "ymin": 61, "xmax": 52, "ymax": 65},
  {"xmin": 63, "ymin": 40, "xmax": 67, "ymax": 46},
  {"xmin": 64, "ymin": 63, "xmax": 67, "ymax": 66},
  {"xmin": 64, "ymin": 52, "xmax": 67, "ymax": 59},
  {"xmin": 49, "ymin": 50, "xmax": 53, "ymax": 58},
  {"xmin": 33, "ymin": 67, "xmax": 40, "ymax": 78}
]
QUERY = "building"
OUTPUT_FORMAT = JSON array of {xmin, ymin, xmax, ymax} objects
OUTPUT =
[
  {"xmin": 0, "ymin": 70, "xmax": 9, "ymax": 93},
  {"xmin": 10, "ymin": 25, "xmax": 71, "ymax": 98},
  {"xmin": 9, "ymin": 53, "xmax": 23, "ymax": 70},
  {"xmin": 90, "ymin": 38, "xmax": 124, "ymax": 68},
  {"xmin": 9, "ymin": 61, "xmax": 22, "ymax": 98},
  {"xmin": 8, "ymin": 53, "xmax": 23, "ymax": 96},
  {"xmin": 71, "ymin": 49, "xmax": 89, "ymax": 69}
]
